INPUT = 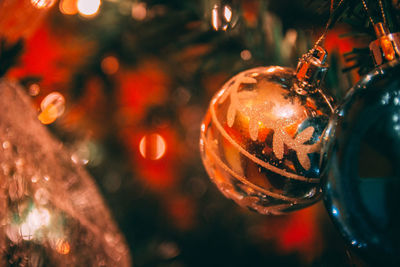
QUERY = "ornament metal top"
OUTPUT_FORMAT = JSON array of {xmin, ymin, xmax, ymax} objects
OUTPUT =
[
  {"xmin": 200, "ymin": 45, "xmax": 334, "ymax": 214},
  {"xmin": 369, "ymin": 22, "xmax": 400, "ymax": 66}
]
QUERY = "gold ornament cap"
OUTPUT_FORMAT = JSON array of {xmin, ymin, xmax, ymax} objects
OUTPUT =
[
  {"xmin": 369, "ymin": 22, "xmax": 400, "ymax": 66},
  {"xmin": 295, "ymin": 45, "xmax": 329, "ymax": 93}
]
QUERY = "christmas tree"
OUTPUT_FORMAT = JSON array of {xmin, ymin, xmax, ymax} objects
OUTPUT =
[{"xmin": 0, "ymin": 0, "xmax": 399, "ymax": 266}]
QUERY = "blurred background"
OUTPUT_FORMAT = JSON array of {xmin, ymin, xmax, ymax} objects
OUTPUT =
[{"xmin": 0, "ymin": 0, "xmax": 381, "ymax": 266}]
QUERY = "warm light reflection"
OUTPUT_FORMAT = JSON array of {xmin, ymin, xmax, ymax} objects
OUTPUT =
[
  {"xmin": 216, "ymin": 88, "xmax": 226, "ymax": 99},
  {"xmin": 131, "ymin": 2, "xmax": 147, "ymax": 20},
  {"xmin": 200, "ymin": 123, "xmax": 206, "ymax": 132},
  {"xmin": 31, "ymin": 0, "xmax": 55, "ymax": 9},
  {"xmin": 272, "ymin": 104, "xmax": 296, "ymax": 119},
  {"xmin": 20, "ymin": 208, "xmax": 51, "ymax": 240},
  {"xmin": 77, "ymin": 0, "xmax": 101, "ymax": 18},
  {"xmin": 101, "ymin": 56, "xmax": 119, "ymax": 75},
  {"xmin": 266, "ymin": 67, "xmax": 278, "ymax": 73},
  {"xmin": 31, "ymin": 175, "xmax": 39, "ymax": 183},
  {"xmin": 56, "ymin": 239, "xmax": 71, "ymax": 254},
  {"xmin": 223, "ymin": 5, "xmax": 232, "ymax": 22},
  {"xmin": 38, "ymin": 92, "xmax": 65, "ymax": 125},
  {"xmin": 211, "ymin": 5, "xmax": 219, "ymax": 31},
  {"xmin": 139, "ymin": 133, "xmax": 167, "ymax": 160},
  {"xmin": 211, "ymin": 4, "xmax": 233, "ymax": 31},
  {"xmin": 2, "ymin": 141, "xmax": 10, "ymax": 149},
  {"xmin": 60, "ymin": 0, "xmax": 78, "ymax": 15}
]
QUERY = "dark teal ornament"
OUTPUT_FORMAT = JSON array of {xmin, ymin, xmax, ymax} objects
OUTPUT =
[{"xmin": 322, "ymin": 23, "xmax": 400, "ymax": 265}]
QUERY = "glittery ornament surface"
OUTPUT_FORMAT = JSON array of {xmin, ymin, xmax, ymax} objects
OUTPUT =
[
  {"xmin": 200, "ymin": 66, "xmax": 333, "ymax": 214},
  {"xmin": 322, "ymin": 60, "xmax": 400, "ymax": 264},
  {"xmin": 0, "ymin": 80, "xmax": 131, "ymax": 266}
]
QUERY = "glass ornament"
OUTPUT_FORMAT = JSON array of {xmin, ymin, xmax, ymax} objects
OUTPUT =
[
  {"xmin": 322, "ymin": 24, "xmax": 400, "ymax": 264},
  {"xmin": 200, "ymin": 46, "xmax": 334, "ymax": 214},
  {"xmin": 204, "ymin": 0, "xmax": 239, "ymax": 31},
  {"xmin": 0, "ymin": 81, "xmax": 131, "ymax": 266}
]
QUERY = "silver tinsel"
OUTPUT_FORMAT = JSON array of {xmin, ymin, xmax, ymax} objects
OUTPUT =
[{"xmin": 0, "ymin": 80, "xmax": 131, "ymax": 266}]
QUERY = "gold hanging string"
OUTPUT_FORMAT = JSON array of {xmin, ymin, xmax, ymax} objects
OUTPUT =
[
  {"xmin": 295, "ymin": 0, "xmax": 346, "ymax": 94},
  {"xmin": 360, "ymin": 0, "xmax": 388, "ymax": 26},
  {"xmin": 378, "ymin": 0, "xmax": 387, "ymax": 25},
  {"xmin": 315, "ymin": 0, "xmax": 346, "ymax": 46},
  {"xmin": 361, "ymin": 0, "xmax": 376, "ymax": 25}
]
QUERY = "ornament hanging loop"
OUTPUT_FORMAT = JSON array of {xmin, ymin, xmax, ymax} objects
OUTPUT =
[
  {"xmin": 293, "ymin": 0, "xmax": 345, "ymax": 94},
  {"xmin": 295, "ymin": 45, "xmax": 329, "ymax": 94}
]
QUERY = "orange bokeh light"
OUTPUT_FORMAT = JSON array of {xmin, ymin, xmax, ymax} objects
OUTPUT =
[
  {"xmin": 131, "ymin": 2, "xmax": 147, "ymax": 21},
  {"xmin": 101, "ymin": 56, "xmax": 119, "ymax": 75},
  {"xmin": 139, "ymin": 133, "xmax": 167, "ymax": 160},
  {"xmin": 59, "ymin": 0, "xmax": 78, "ymax": 15},
  {"xmin": 38, "ymin": 92, "xmax": 65, "ymax": 125},
  {"xmin": 56, "ymin": 239, "xmax": 71, "ymax": 255}
]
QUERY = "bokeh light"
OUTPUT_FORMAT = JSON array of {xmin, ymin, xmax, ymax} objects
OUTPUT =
[
  {"xmin": 211, "ymin": 4, "xmax": 233, "ymax": 31},
  {"xmin": 31, "ymin": 0, "xmax": 56, "ymax": 9},
  {"xmin": 19, "ymin": 208, "xmax": 51, "ymax": 240},
  {"xmin": 71, "ymin": 142, "xmax": 93, "ymax": 166},
  {"xmin": 223, "ymin": 5, "xmax": 232, "ymax": 22},
  {"xmin": 77, "ymin": 0, "xmax": 101, "ymax": 18},
  {"xmin": 131, "ymin": 2, "xmax": 147, "ymax": 21},
  {"xmin": 38, "ymin": 92, "xmax": 65, "ymax": 125},
  {"xmin": 3, "ymin": 141, "xmax": 10, "ymax": 150},
  {"xmin": 101, "ymin": 56, "xmax": 119, "ymax": 75},
  {"xmin": 211, "ymin": 6, "xmax": 219, "ymax": 31},
  {"xmin": 28, "ymin": 83, "xmax": 40, "ymax": 96},
  {"xmin": 240, "ymin": 49, "xmax": 252, "ymax": 61},
  {"xmin": 56, "ymin": 239, "xmax": 71, "ymax": 255},
  {"xmin": 139, "ymin": 133, "xmax": 167, "ymax": 160},
  {"xmin": 59, "ymin": 0, "xmax": 78, "ymax": 15}
]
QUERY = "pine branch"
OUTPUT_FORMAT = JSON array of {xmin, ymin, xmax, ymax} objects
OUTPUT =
[{"xmin": 0, "ymin": 39, "xmax": 23, "ymax": 77}]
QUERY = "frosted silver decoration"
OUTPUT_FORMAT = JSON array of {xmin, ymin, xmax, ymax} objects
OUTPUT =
[{"xmin": 0, "ymin": 80, "xmax": 131, "ymax": 266}]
